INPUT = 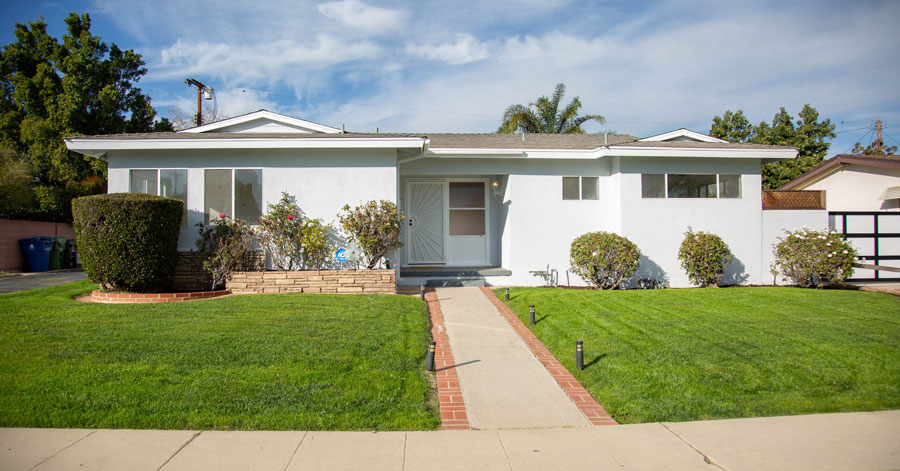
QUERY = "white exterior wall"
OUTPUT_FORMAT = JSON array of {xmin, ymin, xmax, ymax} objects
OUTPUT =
[
  {"xmin": 802, "ymin": 165, "xmax": 900, "ymax": 211},
  {"xmin": 617, "ymin": 157, "xmax": 765, "ymax": 287},
  {"xmin": 107, "ymin": 148, "xmax": 397, "ymax": 251},
  {"xmin": 760, "ymin": 209, "xmax": 829, "ymax": 284},
  {"xmin": 400, "ymin": 157, "xmax": 616, "ymax": 286}
]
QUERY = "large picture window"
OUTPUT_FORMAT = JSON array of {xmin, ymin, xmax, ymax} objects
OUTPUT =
[
  {"xmin": 641, "ymin": 174, "xmax": 741, "ymax": 199},
  {"xmin": 129, "ymin": 169, "xmax": 187, "ymax": 225},
  {"xmin": 204, "ymin": 169, "xmax": 262, "ymax": 224}
]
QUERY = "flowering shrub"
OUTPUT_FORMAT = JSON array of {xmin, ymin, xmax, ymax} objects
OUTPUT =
[
  {"xmin": 570, "ymin": 232, "xmax": 641, "ymax": 289},
  {"xmin": 678, "ymin": 229, "xmax": 733, "ymax": 287},
  {"xmin": 301, "ymin": 218, "xmax": 331, "ymax": 269},
  {"xmin": 338, "ymin": 200, "xmax": 403, "ymax": 269},
  {"xmin": 771, "ymin": 228, "xmax": 857, "ymax": 288},
  {"xmin": 196, "ymin": 215, "xmax": 261, "ymax": 289},
  {"xmin": 257, "ymin": 192, "xmax": 303, "ymax": 270}
]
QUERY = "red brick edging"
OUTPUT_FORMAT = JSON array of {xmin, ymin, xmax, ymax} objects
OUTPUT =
[
  {"xmin": 480, "ymin": 287, "xmax": 618, "ymax": 426},
  {"xmin": 426, "ymin": 287, "xmax": 469, "ymax": 430},
  {"xmin": 90, "ymin": 289, "xmax": 230, "ymax": 303}
]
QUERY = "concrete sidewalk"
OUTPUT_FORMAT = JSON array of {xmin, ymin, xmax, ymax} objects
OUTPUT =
[
  {"xmin": 436, "ymin": 287, "xmax": 589, "ymax": 429},
  {"xmin": 2, "ymin": 410, "xmax": 898, "ymax": 470},
  {"xmin": 0, "ymin": 269, "xmax": 87, "ymax": 294}
]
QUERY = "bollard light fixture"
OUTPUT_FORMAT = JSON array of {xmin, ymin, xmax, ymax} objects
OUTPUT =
[
  {"xmin": 576, "ymin": 340, "xmax": 584, "ymax": 370},
  {"xmin": 425, "ymin": 341, "xmax": 436, "ymax": 371},
  {"xmin": 529, "ymin": 304, "xmax": 535, "ymax": 326},
  {"xmin": 505, "ymin": 287, "xmax": 510, "ymax": 301}
]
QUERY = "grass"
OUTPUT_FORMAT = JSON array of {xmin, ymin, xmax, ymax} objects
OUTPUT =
[
  {"xmin": 0, "ymin": 272, "xmax": 16, "ymax": 278},
  {"xmin": 494, "ymin": 286, "xmax": 900, "ymax": 424},
  {"xmin": 0, "ymin": 281, "xmax": 440, "ymax": 431}
]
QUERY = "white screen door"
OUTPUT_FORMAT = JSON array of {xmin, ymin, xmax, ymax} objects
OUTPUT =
[{"xmin": 406, "ymin": 181, "xmax": 445, "ymax": 264}]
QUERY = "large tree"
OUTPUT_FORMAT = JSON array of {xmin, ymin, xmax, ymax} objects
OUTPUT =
[
  {"xmin": 0, "ymin": 13, "xmax": 172, "ymax": 221},
  {"xmin": 498, "ymin": 83, "xmax": 605, "ymax": 134},
  {"xmin": 709, "ymin": 105, "xmax": 835, "ymax": 189}
]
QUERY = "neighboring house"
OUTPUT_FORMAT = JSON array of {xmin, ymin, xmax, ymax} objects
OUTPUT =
[
  {"xmin": 779, "ymin": 154, "xmax": 900, "ymax": 211},
  {"xmin": 64, "ymin": 110, "xmax": 810, "ymax": 288},
  {"xmin": 779, "ymin": 154, "xmax": 900, "ymax": 281}
]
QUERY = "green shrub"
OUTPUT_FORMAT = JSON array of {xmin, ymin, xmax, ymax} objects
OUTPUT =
[
  {"xmin": 72, "ymin": 193, "xmax": 183, "ymax": 292},
  {"xmin": 257, "ymin": 192, "xmax": 303, "ymax": 270},
  {"xmin": 338, "ymin": 200, "xmax": 403, "ymax": 269},
  {"xmin": 678, "ymin": 229, "xmax": 734, "ymax": 287},
  {"xmin": 570, "ymin": 232, "xmax": 641, "ymax": 289},
  {"xmin": 771, "ymin": 228, "xmax": 857, "ymax": 288},
  {"xmin": 196, "ymin": 215, "xmax": 261, "ymax": 290},
  {"xmin": 301, "ymin": 218, "xmax": 331, "ymax": 269}
]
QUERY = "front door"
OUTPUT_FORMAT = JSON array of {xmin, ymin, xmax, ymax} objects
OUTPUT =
[
  {"xmin": 405, "ymin": 179, "xmax": 490, "ymax": 266},
  {"xmin": 406, "ymin": 181, "xmax": 445, "ymax": 264}
]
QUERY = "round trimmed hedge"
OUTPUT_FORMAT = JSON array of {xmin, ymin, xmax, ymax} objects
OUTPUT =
[
  {"xmin": 73, "ymin": 193, "xmax": 184, "ymax": 292},
  {"xmin": 570, "ymin": 231, "xmax": 642, "ymax": 290}
]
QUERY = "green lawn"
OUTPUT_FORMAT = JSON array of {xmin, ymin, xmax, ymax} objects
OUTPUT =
[
  {"xmin": 494, "ymin": 287, "xmax": 900, "ymax": 424},
  {"xmin": 0, "ymin": 281, "xmax": 440, "ymax": 431}
]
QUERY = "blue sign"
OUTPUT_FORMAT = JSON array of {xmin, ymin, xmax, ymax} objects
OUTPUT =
[{"xmin": 334, "ymin": 248, "xmax": 348, "ymax": 263}]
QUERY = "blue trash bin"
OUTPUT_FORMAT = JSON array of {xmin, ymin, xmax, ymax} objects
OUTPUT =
[{"xmin": 19, "ymin": 236, "xmax": 54, "ymax": 272}]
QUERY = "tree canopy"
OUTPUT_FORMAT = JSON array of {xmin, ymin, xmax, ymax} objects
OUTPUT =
[
  {"xmin": 709, "ymin": 105, "xmax": 835, "ymax": 190},
  {"xmin": 851, "ymin": 138, "xmax": 896, "ymax": 156},
  {"xmin": 0, "ymin": 13, "xmax": 171, "ymax": 221},
  {"xmin": 498, "ymin": 83, "xmax": 605, "ymax": 134}
]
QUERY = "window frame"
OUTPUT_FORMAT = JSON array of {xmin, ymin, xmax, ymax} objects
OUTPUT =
[
  {"xmin": 203, "ymin": 168, "xmax": 263, "ymax": 225},
  {"xmin": 641, "ymin": 173, "xmax": 742, "ymax": 200},
  {"xmin": 129, "ymin": 168, "xmax": 189, "ymax": 226},
  {"xmin": 562, "ymin": 176, "xmax": 600, "ymax": 201}
]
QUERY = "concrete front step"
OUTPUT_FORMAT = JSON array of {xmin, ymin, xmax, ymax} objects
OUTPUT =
[{"xmin": 427, "ymin": 278, "xmax": 485, "ymax": 287}]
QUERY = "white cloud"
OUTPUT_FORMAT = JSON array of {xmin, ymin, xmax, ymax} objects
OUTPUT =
[
  {"xmin": 152, "ymin": 34, "xmax": 382, "ymax": 83},
  {"xmin": 316, "ymin": 0, "xmax": 408, "ymax": 32},
  {"xmin": 405, "ymin": 34, "xmax": 490, "ymax": 65}
]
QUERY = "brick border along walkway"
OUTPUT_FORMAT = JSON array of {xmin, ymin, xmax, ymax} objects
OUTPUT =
[
  {"xmin": 426, "ymin": 287, "xmax": 470, "ymax": 430},
  {"xmin": 480, "ymin": 287, "xmax": 618, "ymax": 426}
]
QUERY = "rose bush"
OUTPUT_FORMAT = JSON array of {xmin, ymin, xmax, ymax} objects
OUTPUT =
[
  {"xmin": 338, "ymin": 200, "xmax": 403, "ymax": 269},
  {"xmin": 196, "ymin": 215, "xmax": 261, "ymax": 289},
  {"xmin": 771, "ymin": 228, "xmax": 857, "ymax": 288},
  {"xmin": 256, "ymin": 192, "xmax": 303, "ymax": 270}
]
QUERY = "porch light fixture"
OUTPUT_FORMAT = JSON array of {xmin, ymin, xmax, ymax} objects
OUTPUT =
[{"xmin": 491, "ymin": 178, "xmax": 503, "ymax": 197}]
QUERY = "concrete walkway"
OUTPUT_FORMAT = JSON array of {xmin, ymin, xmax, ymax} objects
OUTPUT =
[
  {"xmin": 3, "ymin": 410, "xmax": 898, "ymax": 470},
  {"xmin": 436, "ymin": 287, "xmax": 589, "ymax": 429},
  {"xmin": 0, "ymin": 269, "xmax": 87, "ymax": 294}
]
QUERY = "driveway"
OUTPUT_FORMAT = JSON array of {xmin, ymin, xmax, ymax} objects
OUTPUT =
[{"xmin": 0, "ymin": 269, "xmax": 88, "ymax": 294}]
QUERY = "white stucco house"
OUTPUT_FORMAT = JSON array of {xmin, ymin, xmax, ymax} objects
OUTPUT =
[{"xmin": 64, "ymin": 110, "xmax": 816, "ymax": 288}]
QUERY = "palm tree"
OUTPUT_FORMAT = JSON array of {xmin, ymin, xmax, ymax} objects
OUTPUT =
[{"xmin": 497, "ymin": 83, "xmax": 605, "ymax": 134}]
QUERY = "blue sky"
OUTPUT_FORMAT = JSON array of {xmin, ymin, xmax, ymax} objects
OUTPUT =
[{"xmin": 3, "ymin": 0, "xmax": 900, "ymax": 156}]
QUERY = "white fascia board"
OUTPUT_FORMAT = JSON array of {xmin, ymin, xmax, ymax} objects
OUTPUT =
[
  {"xmin": 427, "ymin": 148, "xmax": 526, "ymax": 158},
  {"xmin": 428, "ymin": 146, "xmax": 796, "ymax": 160},
  {"xmin": 639, "ymin": 129, "xmax": 728, "ymax": 143},
  {"xmin": 180, "ymin": 110, "xmax": 341, "ymax": 134},
  {"xmin": 63, "ymin": 137, "xmax": 425, "ymax": 153},
  {"xmin": 607, "ymin": 146, "xmax": 798, "ymax": 160}
]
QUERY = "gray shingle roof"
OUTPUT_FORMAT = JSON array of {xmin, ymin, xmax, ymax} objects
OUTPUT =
[{"xmin": 65, "ymin": 131, "xmax": 794, "ymax": 151}]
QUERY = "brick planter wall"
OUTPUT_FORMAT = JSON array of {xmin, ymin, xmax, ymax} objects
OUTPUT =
[
  {"xmin": 227, "ymin": 269, "xmax": 396, "ymax": 294},
  {"xmin": 90, "ymin": 289, "xmax": 229, "ymax": 303}
]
